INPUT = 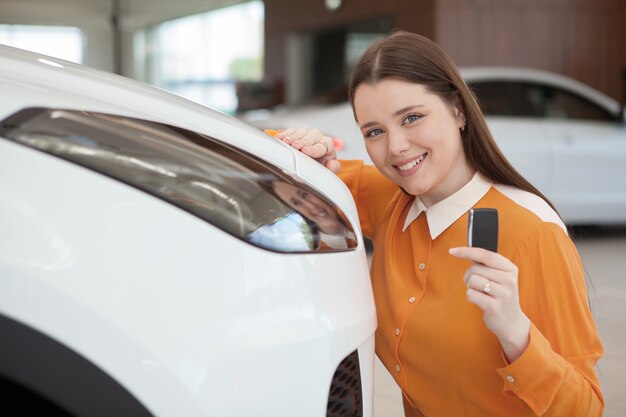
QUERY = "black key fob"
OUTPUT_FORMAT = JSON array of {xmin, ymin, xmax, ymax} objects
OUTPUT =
[{"xmin": 467, "ymin": 208, "xmax": 498, "ymax": 252}]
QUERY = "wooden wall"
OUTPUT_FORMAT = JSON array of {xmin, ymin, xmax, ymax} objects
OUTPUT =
[
  {"xmin": 435, "ymin": 0, "xmax": 626, "ymax": 102},
  {"xmin": 263, "ymin": 0, "xmax": 626, "ymax": 103}
]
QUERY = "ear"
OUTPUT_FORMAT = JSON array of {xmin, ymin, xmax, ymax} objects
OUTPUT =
[{"xmin": 453, "ymin": 103, "xmax": 466, "ymax": 131}]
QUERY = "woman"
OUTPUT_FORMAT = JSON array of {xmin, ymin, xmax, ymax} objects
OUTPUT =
[
  {"xmin": 269, "ymin": 31, "xmax": 603, "ymax": 416},
  {"xmin": 270, "ymin": 180, "xmax": 357, "ymax": 249}
]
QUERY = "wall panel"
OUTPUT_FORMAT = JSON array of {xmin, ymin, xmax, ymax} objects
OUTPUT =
[{"xmin": 435, "ymin": 0, "xmax": 626, "ymax": 101}]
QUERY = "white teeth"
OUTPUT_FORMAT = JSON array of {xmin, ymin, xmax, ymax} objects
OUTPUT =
[{"xmin": 397, "ymin": 154, "xmax": 426, "ymax": 171}]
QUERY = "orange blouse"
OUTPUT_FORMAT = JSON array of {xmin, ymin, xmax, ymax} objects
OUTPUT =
[{"xmin": 338, "ymin": 160, "xmax": 603, "ymax": 417}]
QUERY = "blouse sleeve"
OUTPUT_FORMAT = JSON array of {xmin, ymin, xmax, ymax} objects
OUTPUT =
[
  {"xmin": 497, "ymin": 222, "xmax": 604, "ymax": 416},
  {"xmin": 337, "ymin": 159, "xmax": 399, "ymax": 238}
]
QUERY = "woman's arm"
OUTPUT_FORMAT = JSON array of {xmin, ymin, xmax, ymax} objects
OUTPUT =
[
  {"xmin": 451, "ymin": 223, "xmax": 603, "ymax": 416},
  {"xmin": 449, "ymin": 246, "xmax": 531, "ymax": 363}
]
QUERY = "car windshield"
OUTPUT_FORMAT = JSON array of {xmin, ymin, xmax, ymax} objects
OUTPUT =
[{"xmin": 0, "ymin": 107, "xmax": 357, "ymax": 253}]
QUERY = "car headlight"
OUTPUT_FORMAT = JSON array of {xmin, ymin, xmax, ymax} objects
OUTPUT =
[{"xmin": 0, "ymin": 107, "xmax": 357, "ymax": 253}]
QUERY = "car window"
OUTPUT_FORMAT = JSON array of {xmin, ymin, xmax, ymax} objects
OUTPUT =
[
  {"xmin": 469, "ymin": 81, "xmax": 519, "ymax": 116},
  {"xmin": 471, "ymin": 81, "xmax": 549, "ymax": 117},
  {"xmin": 542, "ymin": 86, "xmax": 616, "ymax": 121},
  {"xmin": 0, "ymin": 107, "xmax": 357, "ymax": 253},
  {"xmin": 470, "ymin": 80, "xmax": 617, "ymax": 121}
]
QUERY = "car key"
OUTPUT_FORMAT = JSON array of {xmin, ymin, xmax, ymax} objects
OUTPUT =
[{"xmin": 467, "ymin": 208, "xmax": 498, "ymax": 252}]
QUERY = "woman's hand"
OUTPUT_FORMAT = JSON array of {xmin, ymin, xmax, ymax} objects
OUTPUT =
[
  {"xmin": 273, "ymin": 127, "xmax": 341, "ymax": 173},
  {"xmin": 449, "ymin": 246, "xmax": 531, "ymax": 363}
]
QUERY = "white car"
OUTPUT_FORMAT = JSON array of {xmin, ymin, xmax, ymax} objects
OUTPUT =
[
  {"xmin": 244, "ymin": 67, "xmax": 626, "ymax": 226},
  {"xmin": 0, "ymin": 45, "xmax": 376, "ymax": 417}
]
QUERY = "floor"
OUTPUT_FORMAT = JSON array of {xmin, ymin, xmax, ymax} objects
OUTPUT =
[{"xmin": 373, "ymin": 358, "xmax": 403, "ymax": 417}]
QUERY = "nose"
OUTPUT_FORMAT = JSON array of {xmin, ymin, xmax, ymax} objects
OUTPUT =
[
  {"xmin": 301, "ymin": 199, "xmax": 323, "ymax": 215},
  {"xmin": 386, "ymin": 128, "xmax": 411, "ymax": 156}
]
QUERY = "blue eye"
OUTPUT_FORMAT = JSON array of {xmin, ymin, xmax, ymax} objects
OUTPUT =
[
  {"xmin": 403, "ymin": 114, "xmax": 422, "ymax": 124},
  {"xmin": 365, "ymin": 128, "xmax": 384, "ymax": 138}
]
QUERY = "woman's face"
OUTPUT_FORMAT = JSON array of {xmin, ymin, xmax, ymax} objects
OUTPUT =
[
  {"xmin": 354, "ymin": 78, "xmax": 474, "ymax": 207},
  {"xmin": 272, "ymin": 181, "xmax": 342, "ymax": 234}
]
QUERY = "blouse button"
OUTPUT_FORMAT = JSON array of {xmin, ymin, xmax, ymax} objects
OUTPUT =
[
  {"xmin": 418, "ymin": 263, "xmax": 426, "ymax": 270},
  {"xmin": 408, "ymin": 296, "xmax": 416, "ymax": 303},
  {"xmin": 506, "ymin": 375, "xmax": 516, "ymax": 383},
  {"xmin": 394, "ymin": 328, "xmax": 400, "ymax": 336},
  {"xmin": 395, "ymin": 364, "xmax": 401, "ymax": 372}
]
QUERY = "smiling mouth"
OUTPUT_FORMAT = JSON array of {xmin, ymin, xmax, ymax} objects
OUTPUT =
[
  {"xmin": 312, "ymin": 209, "xmax": 328, "ymax": 217},
  {"xmin": 396, "ymin": 153, "xmax": 427, "ymax": 172}
]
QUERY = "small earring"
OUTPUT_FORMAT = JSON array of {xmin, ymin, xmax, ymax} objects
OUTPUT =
[{"xmin": 460, "ymin": 125, "xmax": 465, "ymax": 132}]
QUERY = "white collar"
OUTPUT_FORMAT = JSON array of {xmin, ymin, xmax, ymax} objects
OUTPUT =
[{"xmin": 402, "ymin": 172, "xmax": 493, "ymax": 239}]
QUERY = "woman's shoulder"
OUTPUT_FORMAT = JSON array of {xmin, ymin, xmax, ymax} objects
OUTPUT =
[
  {"xmin": 490, "ymin": 184, "xmax": 566, "ymax": 233},
  {"xmin": 338, "ymin": 159, "xmax": 399, "ymax": 196},
  {"xmin": 484, "ymin": 185, "xmax": 575, "ymax": 259}
]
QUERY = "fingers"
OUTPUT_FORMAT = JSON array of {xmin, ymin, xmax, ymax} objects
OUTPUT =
[
  {"xmin": 302, "ymin": 140, "xmax": 331, "ymax": 158},
  {"xmin": 462, "ymin": 262, "xmax": 514, "ymax": 287},
  {"xmin": 273, "ymin": 127, "xmax": 299, "ymax": 140},
  {"xmin": 465, "ymin": 286, "xmax": 496, "ymax": 313},
  {"xmin": 317, "ymin": 153, "xmax": 341, "ymax": 172},
  {"xmin": 275, "ymin": 127, "xmax": 326, "ymax": 149},
  {"xmin": 294, "ymin": 130, "xmax": 332, "ymax": 155},
  {"xmin": 465, "ymin": 273, "xmax": 498, "ymax": 296},
  {"xmin": 458, "ymin": 249, "xmax": 518, "ymax": 302},
  {"xmin": 449, "ymin": 246, "xmax": 517, "ymax": 273},
  {"xmin": 461, "ymin": 255, "xmax": 519, "ymax": 307},
  {"xmin": 455, "ymin": 245, "xmax": 529, "ymax": 353},
  {"xmin": 273, "ymin": 127, "xmax": 339, "ymax": 170},
  {"xmin": 325, "ymin": 159, "xmax": 341, "ymax": 173},
  {"xmin": 464, "ymin": 272, "xmax": 498, "ymax": 313}
]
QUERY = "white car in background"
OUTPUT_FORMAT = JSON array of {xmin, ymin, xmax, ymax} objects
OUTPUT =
[
  {"xmin": 244, "ymin": 67, "xmax": 626, "ymax": 226},
  {"xmin": 0, "ymin": 45, "xmax": 375, "ymax": 417}
]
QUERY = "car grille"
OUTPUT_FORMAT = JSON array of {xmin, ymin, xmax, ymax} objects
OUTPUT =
[{"xmin": 326, "ymin": 350, "xmax": 362, "ymax": 417}]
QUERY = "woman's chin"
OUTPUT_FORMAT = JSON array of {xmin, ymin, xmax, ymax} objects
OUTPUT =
[{"xmin": 398, "ymin": 179, "xmax": 430, "ymax": 197}]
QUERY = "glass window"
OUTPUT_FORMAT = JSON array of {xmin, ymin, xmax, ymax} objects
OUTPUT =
[
  {"xmin": 345, "ymin": 32, "xmax": 385, "ymax": 80},
  {"xmin": 470, "ymin": 82, "xmax": 518, "ymax": 116},
  {"xmin": 0, "ymin": 24, "xmax": 83, "ymax": 63},
  {"xmin": 470, "ymin": 80, "xmax": 617, "ymax": 121},
  {"xmin": 542, "ymin": 86, "xmax": 617, "ymax": 121},
  {"xmin": 512, "ymin": 83, "xmax": 548, "ymax": 118},
  {"xmin": 135, "ymin": 1, "xmax": 264, "ymax": 115},
  {"xmin": 0, "ymin": 107, "xmax": 356, "ymax": 253}
]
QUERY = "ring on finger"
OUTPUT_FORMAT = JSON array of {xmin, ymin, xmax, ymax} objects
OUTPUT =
[{"xmin": 482, "ymin": 281, "xmax": 492, "ymax": 294}]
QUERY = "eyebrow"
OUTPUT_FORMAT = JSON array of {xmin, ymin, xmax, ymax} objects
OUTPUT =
[{"xmin": 358, "ymin": 105, "xmax": 426, "ymax": 130}]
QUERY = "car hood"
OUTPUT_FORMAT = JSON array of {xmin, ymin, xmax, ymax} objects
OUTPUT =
[{"xmin": 0, "ymin": 45, "xmax": 293, "ymax": 169}]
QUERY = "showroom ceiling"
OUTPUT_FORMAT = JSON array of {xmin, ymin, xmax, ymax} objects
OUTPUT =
[{"xmin": 1, "ymin": 0, "xmax": 245, "ymax": 28}]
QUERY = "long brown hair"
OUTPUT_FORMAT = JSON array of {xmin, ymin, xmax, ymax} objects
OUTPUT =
[{"xmin": 348, "ymin": 30, "xmax": 558, "ymax": 212}]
